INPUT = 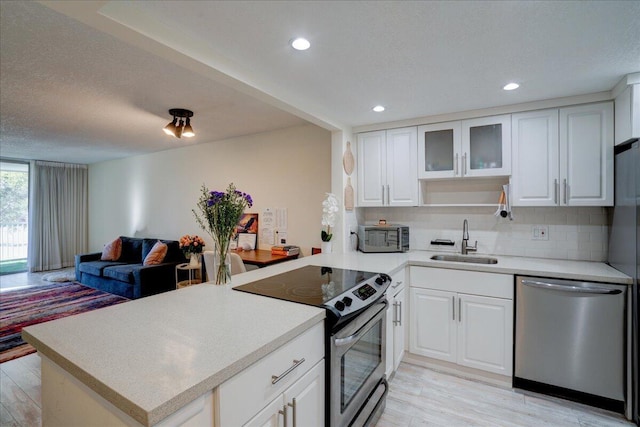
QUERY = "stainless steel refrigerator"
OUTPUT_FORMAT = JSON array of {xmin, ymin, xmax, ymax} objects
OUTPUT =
[{"xmin": 608, "ymin": 138, "xmax": 639, "ymax": 425}]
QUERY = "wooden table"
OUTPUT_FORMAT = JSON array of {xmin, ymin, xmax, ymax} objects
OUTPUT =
[{"xmin": 233, "ymin": 249, "xmax": 299, "ymax": 268}]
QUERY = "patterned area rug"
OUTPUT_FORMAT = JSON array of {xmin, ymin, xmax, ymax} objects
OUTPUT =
[{"xmin": 0, "ymin": 282, "xmax": 128, "ymax": 363}]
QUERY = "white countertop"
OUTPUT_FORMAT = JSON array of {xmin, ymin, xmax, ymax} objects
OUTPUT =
[
  {"xmin": 289, "ymin": 250, "xmax": 632, "ymax": 284},
  {"xmin": 23, "ymin": 251, "xmax": 632, "ymax": 425},
  {"xmin": 23, "ymin": 278, "xmax": 326, "ymax": 426}
]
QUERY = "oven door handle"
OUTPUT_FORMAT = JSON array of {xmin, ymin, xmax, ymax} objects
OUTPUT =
[{"xmin": 334, "ymin": 300, "xmax": 388, "ymax": 347}]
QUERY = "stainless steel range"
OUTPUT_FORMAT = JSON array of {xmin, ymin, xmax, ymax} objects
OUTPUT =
[{"xmin": 234, "ymin": 265, "xmax": 391, "ymax": 427}]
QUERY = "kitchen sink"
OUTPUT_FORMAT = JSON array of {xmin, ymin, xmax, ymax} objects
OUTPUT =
[{"xmin": 430, "ymin": 254, "xmax": 498, "ymax": 264}]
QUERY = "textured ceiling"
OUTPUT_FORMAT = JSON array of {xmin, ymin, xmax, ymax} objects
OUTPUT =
[
  {"xmin": 127, "ymin": 0, "xmax": 640, "ymax": 126},
  {"xmin": 1, "ymin": 1, "xmax": 639, "ymax": 164},
  {"xmin": 0, "ymin": 1, "xmax": 306, "ymax": 164}
]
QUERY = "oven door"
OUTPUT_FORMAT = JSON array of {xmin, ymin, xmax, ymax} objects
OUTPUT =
[{"xmin": 330, "ymin": 299, "xmax": 387, "ymax": 427}]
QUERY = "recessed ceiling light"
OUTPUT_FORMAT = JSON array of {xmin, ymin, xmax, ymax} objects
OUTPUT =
[
  {"xmin": 503, "ymin": 82, "xmax": 520, "ymax": 91},
  {"xmin": 291, "ymin": 38, "xmax": 310, "ymax": 51},
  {"xmin": 372, "ymin": 105, "xmax": 385, "ymax": 112}
]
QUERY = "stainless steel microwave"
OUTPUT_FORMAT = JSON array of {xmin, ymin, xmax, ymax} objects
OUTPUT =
[{"xmin": 358, "ymin": 225, "xmax": 410, "ymax": 253}]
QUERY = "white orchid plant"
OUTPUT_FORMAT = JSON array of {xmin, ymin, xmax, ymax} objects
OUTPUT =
[{"xmin": 321, "ymin": 192, "xmax": 339, "ymax": 242}]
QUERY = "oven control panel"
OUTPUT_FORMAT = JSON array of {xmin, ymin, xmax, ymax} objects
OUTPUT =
[
  {"xmin": 325, "ymin": 273, "xmax": 391, "ymax": 315},
  {"xmin": 354, "ymin": 284, "xmax": 376, "ymax": 300}
]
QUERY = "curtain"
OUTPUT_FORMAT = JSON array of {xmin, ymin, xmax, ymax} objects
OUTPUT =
[{"xmin": 28, "ymin": 161, "xmax": 88, "ymax": 272}]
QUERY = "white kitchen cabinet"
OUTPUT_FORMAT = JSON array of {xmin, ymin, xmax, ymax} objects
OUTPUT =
[
  {"xmin": 614, "ymin": 82, "xmax": 640, "ymax": 145},
  {"xmin": 457, "ymin": 294, "xmax": 512, "ymax": 374},
  {"xmin": 418, "ymin": 115, "xmax": 511, "ymax": 179},
  {"xmin": 561, "ymin": 103, "xmax": 613, "ymax": 206},
  {"xmin": 385, "ymin": 296, "xmax": 394, "ymax": 378},
  {"xmin": 417, "ymin": 121, "xmax": 461, "ymax": 179},
  {"xmin": 393, "ymin": 286, "xmax": 406, "ymax": 372},
  {"xmin": 244, "ymin": 360, "xmax": 324, "ymax": 427},
  {"xmin": 244, "ymin": 396, "xmax": 282, "ymax": 427},
  {"xmin": 511, "ymin": 102, "xmax": 613, "ymax": 206},
  {"xmin": 511, "ymin": 109, "xmax": 560, "ymax": 206},
  {"xmin": 385, "ymin": 269, "xmax": 406, "ymax": 378},
  {"xmin": 410, "ymin": 287, "xmax": 456, "ymax": 363},
  {"xmin": 461, "ymin": 115, "xmax": 512, "ymax": 177},
  {"xmin": 217, "ymin": 322, "xmax": 324, "ymax": 427},
  {"xmin": 409, "ymin": 267, "xmax": 513, "ymax": 377},
  {"xmin": 357, "ymin": 127, "xmax": 418, "ymax": 207}
]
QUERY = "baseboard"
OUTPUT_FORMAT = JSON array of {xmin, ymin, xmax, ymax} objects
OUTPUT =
[{"xmin": 401, "ymin": 352, "xmax": 512, "ymax": 389}]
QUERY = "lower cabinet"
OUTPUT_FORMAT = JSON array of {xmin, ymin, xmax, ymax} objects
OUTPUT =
[
  {"xmin": 392, "ymin": 287, "xmax": 406, "ymax": 373},
  {"xmin": 409, "ymin": 267, "xmax": 513, "ymax": 377},
  {"xmin": 245, "ymin": 360, "xmax": 324, "ymax": 427},
  {"xmin": 385, "ymin": 269, "xmax": 406, "ymax": 378},
  {"xmin": 217, "ymin": 322, "xmax": 324, "ymax": 427}
]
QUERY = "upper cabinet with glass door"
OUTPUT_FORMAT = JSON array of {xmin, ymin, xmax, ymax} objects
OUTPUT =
[{"xmin": 418, "ymin": 115, "xmax": 511, "ymax": 179}]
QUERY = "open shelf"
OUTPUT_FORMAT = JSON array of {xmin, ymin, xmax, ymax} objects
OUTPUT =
[{"xmin": 419, "ymin": 176, "xmax": 508, "ymax": 207}]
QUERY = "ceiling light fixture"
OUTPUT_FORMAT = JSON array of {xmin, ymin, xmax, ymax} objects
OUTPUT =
[
  {"xmin": 503, "ymin": 82, "xmax": 520, "ymax": 91},
  {"xmin": 372, "ymin": 105, "xmax": 385, "ymax": 112},
  {"xmin": 291, "ymin": 37, "xmax": 310, "ymax": 51},
  {"xmin": 163, "ymin": 109, "xmax": 194, "ymax": 138}
]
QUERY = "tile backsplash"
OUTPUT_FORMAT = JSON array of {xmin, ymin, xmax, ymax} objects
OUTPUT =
[{"xmin": 361, "ymin": 206, "xmax": 609, "ymax": 262}]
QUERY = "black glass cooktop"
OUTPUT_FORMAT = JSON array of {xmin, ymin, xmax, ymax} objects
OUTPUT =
[{"xmin": 233, "ymin": 265, "xmax": 377, "ymax": 307}]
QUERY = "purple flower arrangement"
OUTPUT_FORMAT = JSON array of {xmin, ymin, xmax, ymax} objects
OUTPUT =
[{"xmin": 193, "ymin": 183, "xmax": 253, "ymax": 284}]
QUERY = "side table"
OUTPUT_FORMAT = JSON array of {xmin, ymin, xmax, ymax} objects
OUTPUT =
[{"xmin": 175, "ymin": 263, "xmax": 202, "ymax": 289}]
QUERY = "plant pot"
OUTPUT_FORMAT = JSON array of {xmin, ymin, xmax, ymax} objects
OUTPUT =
[{"xmin": 321, "ymin": 241, "xmax": 332, "ymax": 253}]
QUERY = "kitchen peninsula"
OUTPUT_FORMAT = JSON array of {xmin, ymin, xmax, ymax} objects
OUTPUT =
[{"xmin": 23, "ymin": 251, "xmax": 631, "ymax": 426}]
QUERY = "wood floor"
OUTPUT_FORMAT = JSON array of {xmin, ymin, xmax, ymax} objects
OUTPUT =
[
  {"xmin": 1, "ymin": 354, "xmax": 41, "ymax": 427},
  {"xmin": 0, "ymin": 271, "xmax": 635, "ymax": 426},
  {"xmin": 376, "ymin": 363, "xmax": 634, "ymax": 427},
  {"xmin": 1, "ymin": 354, "xmax": 634, "ymax": 427}
]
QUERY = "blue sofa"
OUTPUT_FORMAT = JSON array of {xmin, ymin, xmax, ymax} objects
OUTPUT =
[{"xmin": 75, "ymin": 236, "xmax": 187, "ymax": 299}]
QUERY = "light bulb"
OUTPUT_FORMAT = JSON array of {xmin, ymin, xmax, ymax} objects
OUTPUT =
[{"xmin": 291, "ymin": 37, "xmax": 310, "ymax": 51}]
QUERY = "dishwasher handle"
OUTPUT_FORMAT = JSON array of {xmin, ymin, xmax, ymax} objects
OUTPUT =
[{"xmin": 521, "ymin": 279, "xmax": 622, "ymax": 295}]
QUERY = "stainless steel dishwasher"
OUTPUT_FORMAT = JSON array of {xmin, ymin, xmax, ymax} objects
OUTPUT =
[{"xmin": 514, "ymin": 276, "xmax": 627, "ymax": 413}]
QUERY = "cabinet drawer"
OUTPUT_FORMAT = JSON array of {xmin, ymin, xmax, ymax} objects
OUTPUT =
[
  {"xmin": 410, "ymin": 266, "xmax": 513, "ymax": 299},
  {"xmin": 389, "ymin": 268, "xmax": 406, "ymax": 295},
  {"xmin": 217, "ymin": 322, "xmax": 324, "ymax": 427}
]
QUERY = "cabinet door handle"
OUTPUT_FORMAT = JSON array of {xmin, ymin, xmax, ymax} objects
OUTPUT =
[
  {"xmin": 454, "ymin": 153, "xmax": 459, "ymax": 176},
  {"xmin": 387, "ymin": 184, "xmax": 390, "ymax": 205},
  {"xmin": 391, "ymin": 280, "xmax": 403, "ymax": 289},
  {"xmin": 458, "ymin": 298, "xmax": 462, "ymax": 323},
  {"xmin": 564, "ymin": 179, "xmax": 569, "ymax": 205},
  {"xmin": 278, "ymin": 404, "xmax": 288, "ymax": 427},
  {"xmin": 393, "ymin": 301, "xmax": 400, "ymax": 325},
  {"xmin": 452, "ymin": 296, "xmax": 455, "ymax": 321},
  {"xmin": 398, "ymin": 301, "xmax": 402, "ymax": 326},
  {"xmin": 554, "ymin": 179, "xmax": 559, "ymax": 204},
  {"xmin": 381, "ymin": 185, "xmax": 385, "ymax": 205},
  {"xmin": 462, "ymin": 153, "xmax": 467, "ymax": 175},
  {"xmin": 287, "ymin": 398, "xmax": 297, "ymax": 427},
  {"xmin": 271, "ymin": 358, "xmax": 305, "ymax": 385}
]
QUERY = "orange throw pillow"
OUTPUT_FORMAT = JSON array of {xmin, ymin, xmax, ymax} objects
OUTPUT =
[
  {"xmin": 101, "ymin": 237, "xmax": 122, "ymax": 261},
  {"xmin": 143, "ymin": 240, "xmax": 168, "ymax": 266}
]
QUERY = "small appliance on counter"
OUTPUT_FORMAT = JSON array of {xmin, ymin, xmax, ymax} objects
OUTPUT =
[{"xmin": 358, "ymin": 223, "xmax": 409, "ymax": 253}]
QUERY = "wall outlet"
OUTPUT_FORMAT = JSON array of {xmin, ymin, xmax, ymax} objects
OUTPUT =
[{"xmin": 532, "ymin": 225, "xmax": 549, "ymax": 240}]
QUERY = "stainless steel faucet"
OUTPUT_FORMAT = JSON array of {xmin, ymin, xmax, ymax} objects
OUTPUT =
[{"xmin": 461, "ymin": 219, "xmax": 477, "ymax": 255}]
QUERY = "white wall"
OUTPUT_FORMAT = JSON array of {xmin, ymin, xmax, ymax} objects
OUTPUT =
[
  {"xmin": 360, "ymin": 206, "xmax": 609, "ymax": 262},
  {"xmin": 88, "ymin": 124, "xmax": 331, "ymax": 255}
]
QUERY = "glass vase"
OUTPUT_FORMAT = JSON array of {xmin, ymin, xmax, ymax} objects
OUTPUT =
[
  {"xmin": 189, "ymin": 252, "xmax": 200, "ymax": 267},
  {"xmin": 213, "ymin": 244, "xmax": 232, "ymax": 285}
]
